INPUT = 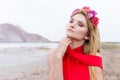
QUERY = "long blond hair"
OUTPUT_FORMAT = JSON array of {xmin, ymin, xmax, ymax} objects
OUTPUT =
[{"xmin": 71, "ymin": 10, "xmax": 101, "ymax": 80}]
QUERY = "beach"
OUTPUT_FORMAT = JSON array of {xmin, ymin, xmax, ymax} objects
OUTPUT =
[
  {"xmin": 102, "ymin": 43, "xmax": 120, "ymax": 80},
  {"xmin": 0, "ymin": 46, "xmax": 49, "ymax": 80},
  {"xmin": 0, "ymin": 43, "xmax": 120, "ymax": 80}
]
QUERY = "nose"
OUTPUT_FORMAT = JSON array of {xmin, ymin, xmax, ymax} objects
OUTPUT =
[{"xmin": 69, "ymin": 22, "xmax": 75, "ymax": 28}]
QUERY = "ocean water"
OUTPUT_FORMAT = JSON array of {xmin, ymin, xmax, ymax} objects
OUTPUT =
[
  {"xmin": 0, "ymin": 43, "xmax": 58, "ymax": 67},
  {"xmin": 0, "ymin": 42, "xmax": 120, "ymax": 48},
  {"xmin": 0, "ymin": 42, "xmax": 58, "ymax": 48}
]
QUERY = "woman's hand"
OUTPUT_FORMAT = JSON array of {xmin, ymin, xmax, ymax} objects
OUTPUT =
[
  {"xmin": 56, "ymin": 37, "xmax": 72, "ymax": 59},
  {"xmin": 48, "ymin": 37, "xmax": 72, "ymax": 80}
]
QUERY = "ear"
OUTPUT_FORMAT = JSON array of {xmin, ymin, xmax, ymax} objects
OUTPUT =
[{"xmin": 84, "ymin": 36, "xmax": 89, "ymax": 40}]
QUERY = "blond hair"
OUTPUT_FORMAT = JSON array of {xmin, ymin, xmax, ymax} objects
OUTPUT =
[{"xmin": 71, "ymin": 11, "xmax": 101, "ymax": 80}]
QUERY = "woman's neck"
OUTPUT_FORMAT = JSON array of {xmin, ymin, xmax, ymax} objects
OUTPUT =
[{"xmin": 69, "ymin": 39, "xmax": 85, "ymax": 49}]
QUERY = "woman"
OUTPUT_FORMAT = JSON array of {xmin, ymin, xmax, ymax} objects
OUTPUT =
[{"xmin": 48, "ymin": 6, "xmax": 104, "ymax": 80}]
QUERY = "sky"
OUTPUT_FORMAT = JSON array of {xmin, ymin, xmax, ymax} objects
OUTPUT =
[{"xmin": 0, "ymin": 0, "xmax": 120, "ymax": 42}]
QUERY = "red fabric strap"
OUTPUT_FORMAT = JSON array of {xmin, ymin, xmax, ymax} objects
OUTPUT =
[{"xmin": 67, "ymin": 50, "xmax": 103, "ymax": 69}]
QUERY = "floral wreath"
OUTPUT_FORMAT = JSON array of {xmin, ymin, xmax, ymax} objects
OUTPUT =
[{"xmin": 72, "ymin": 7, "xmax": 99, "ymax": 28}]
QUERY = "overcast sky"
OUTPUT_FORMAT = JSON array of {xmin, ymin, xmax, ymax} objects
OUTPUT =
[{"xmin": 0, "ymin": 0, "xmax": 120, "ymax": 42}]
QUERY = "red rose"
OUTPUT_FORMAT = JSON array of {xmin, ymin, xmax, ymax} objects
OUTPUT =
[{"xmin": 91, "ymin": 17, "xmax": 99, "ymax": 27}]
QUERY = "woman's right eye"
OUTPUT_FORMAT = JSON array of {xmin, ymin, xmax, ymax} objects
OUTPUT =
[{"xmin": 69, "ymin": 20, "xmax": 73, "ymax": 23}]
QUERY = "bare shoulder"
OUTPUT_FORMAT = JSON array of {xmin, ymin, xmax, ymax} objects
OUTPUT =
[{"xmin": 96, "ymin": 52, "xmax": 102, "ymax": 58}]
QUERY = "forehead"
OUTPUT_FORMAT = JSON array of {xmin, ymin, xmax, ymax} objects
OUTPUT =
[{"xmin": 71, "ymin": 13, "xmax": 87, "ymax": 25}]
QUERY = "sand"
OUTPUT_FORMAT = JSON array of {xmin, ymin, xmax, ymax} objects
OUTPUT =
[
  {"xmin": 0, "ymin": 47, "xmax": 49, "ymax": 80},
  {"xmin": 0, "ymin": 44, "xmax": 120, "ymax": 80},
  {"xmin": 102, "ymin": 49, "xmax": 120, "ymax": 80}
]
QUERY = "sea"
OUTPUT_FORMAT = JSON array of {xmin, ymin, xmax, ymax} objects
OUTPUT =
[{"xmin": 0, "ymin": 42, "xmax": 58, "ymax": 48}]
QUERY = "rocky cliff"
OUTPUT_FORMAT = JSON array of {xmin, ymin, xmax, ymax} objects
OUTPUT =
[{"xmin": 0, "ymin": 23, "xmax": 50, "ymax": 42}]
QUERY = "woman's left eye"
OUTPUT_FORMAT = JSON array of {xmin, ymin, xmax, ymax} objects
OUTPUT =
[{"xmin": 78, "ymin": 23, "xmax": 84, "ymax": 27}]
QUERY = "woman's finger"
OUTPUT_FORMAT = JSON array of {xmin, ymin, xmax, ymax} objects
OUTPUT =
[
  {"xmin": 65, "ymin": 38, "xmax": 71, "ymax": 43},
  {"xmin": 60, "ymin": 37, "xmax": 67, "ymax": 44},
  {"xmin": 66, "ymin": 40, "xmax": 72, "ymax": 46}
]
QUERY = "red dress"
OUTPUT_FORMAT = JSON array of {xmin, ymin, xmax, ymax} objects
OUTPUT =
[{"xmin": 62, "ymin": 45, "xmax": 103, "ymax": 80}]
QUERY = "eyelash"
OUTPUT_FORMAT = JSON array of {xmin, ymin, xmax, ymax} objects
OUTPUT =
[
  {"xmin": 78, "ymin": 23, "xmax": 84, "ymax": 27},
  {"xmin": 69, "ymin": 20, "xmax": 84, "ymax": 27},
  {"xmin": 69, "ymin": 20, "xmax": 73, "ymax": 23}
]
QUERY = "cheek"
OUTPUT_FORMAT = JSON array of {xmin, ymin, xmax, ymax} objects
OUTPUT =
[{"xmin": 75, "ymin": 28, "xmax": 88, "ymax": 37}]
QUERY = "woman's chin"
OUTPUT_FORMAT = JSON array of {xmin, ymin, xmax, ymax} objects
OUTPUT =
[
  {"xmin": 66, "ymin": 33, "xmax": 82, "ymax": 41},
  {"xmin": 66, "ymin": 33, "xmax": 73, "ymax": 38}
]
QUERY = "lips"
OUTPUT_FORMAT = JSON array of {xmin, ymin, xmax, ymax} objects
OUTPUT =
[{"xmin": 67, "ymin": 28, "xmax": 74, "ymax": 32}]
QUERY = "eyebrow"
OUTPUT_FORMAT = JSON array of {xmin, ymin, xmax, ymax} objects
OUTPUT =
[{"xmin": 71, "ymin": 18, "xmax": 86, "ymax": 26}]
